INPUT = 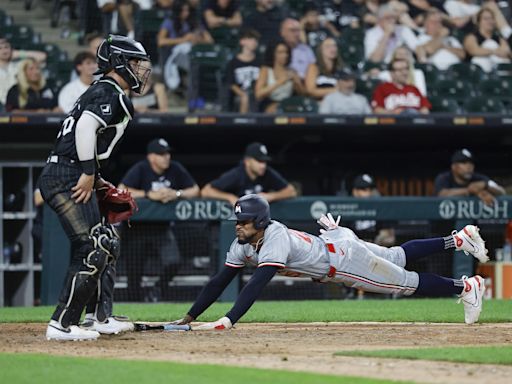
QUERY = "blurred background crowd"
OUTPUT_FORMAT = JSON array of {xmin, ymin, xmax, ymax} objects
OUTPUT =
[{"xmin": 2, "ymin": 0, "xmax": 512, "ymax": 115}]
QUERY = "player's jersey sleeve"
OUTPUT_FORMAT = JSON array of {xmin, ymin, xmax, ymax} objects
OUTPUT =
[
  {"xmin": 257, "ymin": 224, "xmax": 290, "ymax": 268},
  {"xmin": 225, "ymin": 238, "xmax": 246, "ymax": 268}
]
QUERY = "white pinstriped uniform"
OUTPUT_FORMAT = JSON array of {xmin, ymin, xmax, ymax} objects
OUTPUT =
[{"xmin": 226, "ymin": 220, "xmax": 419, "ymax": 296}]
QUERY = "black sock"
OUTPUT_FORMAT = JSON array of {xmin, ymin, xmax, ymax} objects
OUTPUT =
[
  {"xmin": 402, "ymin": 236, "xmax": 454, "ymax": 263},
  {"xmin": 414, "ymin": 272, "xmax": 464, "ymax": 297}
]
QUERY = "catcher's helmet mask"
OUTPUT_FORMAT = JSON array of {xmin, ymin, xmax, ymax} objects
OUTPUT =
[
  {"xmin": 233, "ymin": 194, "xmax": 271, "ymax": 230},
  {"xmin": 95, "ymin": 34, "xmax": 151, "ymax": 94}
]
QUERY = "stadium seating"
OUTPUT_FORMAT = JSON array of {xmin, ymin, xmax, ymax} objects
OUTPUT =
[
  {"xmin": 339, "ymin": 42, "xmax": 364, "ymax": 69},
  {"xmin": 430, "ymin": 79, "xmax": 476, "ymax": 101},
  {"xmin": 356, "ymin": 78, "xmax": 382, "ymax": 101},
  {"xmin": 495, "ymin": 63, "xmax": 512, "ymax": 78},
  {"xmin": 415, "ymin": 63, "xmax": 442, "ymax": 85},
  {"xmin": 209, "ymin": 26, "xmax": 239, "ymax": 51},
  {"xmin": 429, "ymin": 96, "xmax": 461, "ymax": 113},
  {"xmin": 0, "ymin": 9, "xmax": 12, "ymax": 28},
  {"xmin": 188, "ymin": 44, "xmax": 231, "ymax": 109},
  {"xmin": 479, "ymin": 78, "xmax": 512, "ymax": 97},
  {"xmin": 277, "ymin": 96, "xmax": 318, "ymax": 113},
  {"xmin": 2, "ymin": 25, "xmax": 39, "ymax": 48},
  {"xmin": 135, "ymin": 9, "xmax": 167, "ymax": 66},
  {"xmin": 464, "ymin": 96, "xmax": 508, "ymax": 113},
  {"xmin": 448, "ymin": 62, "xmax": 485, "ymax": 84}
]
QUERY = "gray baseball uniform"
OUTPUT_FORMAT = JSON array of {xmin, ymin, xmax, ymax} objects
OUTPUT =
[{"xmin": 226, "ymin": 220, "xmax": 419, "ymax": 296}]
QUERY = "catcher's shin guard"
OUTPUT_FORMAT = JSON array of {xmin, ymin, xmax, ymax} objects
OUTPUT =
[
  {"xmin": 53, "ymin": 224, "xmax": 110, "ymax": 327},
  {"xmin": 86, "ymin": 222, "xmax": 121, "ymax": 321}
]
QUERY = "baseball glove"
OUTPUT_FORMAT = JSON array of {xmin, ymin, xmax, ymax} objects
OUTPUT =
[{"xmin": 97, "ymin": 187, "xmax": 138, "ymax": 224}]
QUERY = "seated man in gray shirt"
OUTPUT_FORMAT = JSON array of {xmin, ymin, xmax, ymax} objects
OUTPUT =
[{"xmin": 319, "ymin": 68, "xmax": 371, "ymax": 114}]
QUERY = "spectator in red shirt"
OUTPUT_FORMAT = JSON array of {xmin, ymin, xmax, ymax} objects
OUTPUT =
[{"xmin": 371, "ymin": 58, "xmax": 431, "ymax": 114}]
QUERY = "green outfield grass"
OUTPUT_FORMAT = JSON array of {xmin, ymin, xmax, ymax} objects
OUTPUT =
[
  {"xmin": 335, "ymin": 346, "xmax": 512, "ymax": 365},
  {"xmin": 0, "ymin": 353, "xmax": 409, "ymax": 384},
  {"xmin": 0, "ymin": 299, "xmax": 510, "ymax": 323}
]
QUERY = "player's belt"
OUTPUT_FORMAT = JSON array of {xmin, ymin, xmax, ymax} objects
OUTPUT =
[{"xmin": 47, "ymin": 155, "xmax": 76, "ymax": 165}]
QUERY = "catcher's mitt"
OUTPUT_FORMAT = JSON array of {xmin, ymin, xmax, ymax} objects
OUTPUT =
[{"xmin": 96, "ymin": 187, "xmax": 138, "ymax": 224}]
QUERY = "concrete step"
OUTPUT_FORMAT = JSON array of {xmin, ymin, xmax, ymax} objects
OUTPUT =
[{"xmin": 0, "ymin": 0, "xmax": 83, "ymax": 61}]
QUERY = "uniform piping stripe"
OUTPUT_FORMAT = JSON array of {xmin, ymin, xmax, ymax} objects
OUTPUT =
[
  {"xmin": 118, "ymin": 94, "xmax": 132, "ymax": 120},
  {"xmin": 83, "ymin": 110, "xmax": 107, "ymax": 128},
  {"xmin": 335, "ymin": 271, "xmax": 416, "ymax": 292},
  {"xmin": 225, "ymin": 262, "xmax": 244, "ymax": 268},
  {"xmin": 99, "ymin": 78, "xmax": 125, "ymax": 94},
  {"xmin": 258, "ymin": 262, "xmax": 285, "ymax": 268}
]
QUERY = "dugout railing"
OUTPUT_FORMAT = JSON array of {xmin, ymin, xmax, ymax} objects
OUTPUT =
[{"xmin": 40, "ymin": 197, "xmax": 512, "ymax": 305}]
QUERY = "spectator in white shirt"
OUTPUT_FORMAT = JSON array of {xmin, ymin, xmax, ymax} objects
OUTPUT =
[
  {"xmin": 416, "ymin": 9, "xmax": 466, "ymax": 70},
  {"xmin": 364, "ymin": 4, "xmax": 419, "ymax": 63},
  {"xmin": 58, "ymin": 52, "xmax": 98, "ymax": 113}
]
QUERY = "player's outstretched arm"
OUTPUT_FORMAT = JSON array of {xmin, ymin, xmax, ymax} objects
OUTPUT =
[
  {"xmin": 176, "ymin": 266, "xmax": 241, "ymax": 324},
  {"xmin": 192, "ymin": 265, "xmax": 278, "ymax": 330},
  {"xmin": 225, "ymin": 265, "xmax": 278, "ymax": 325}
]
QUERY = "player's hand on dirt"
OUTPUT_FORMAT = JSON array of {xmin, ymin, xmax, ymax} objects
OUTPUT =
[
  {"xmin": 317, "ymin": 213, "xmax": 341, "ymax": 231},
  {"xmin": 194, "ymin": 316, "xmax": 232, "ymax": 331},
  {"xmin": 72, "ymin": 173, "xmax": 95, "ymax": 203}
]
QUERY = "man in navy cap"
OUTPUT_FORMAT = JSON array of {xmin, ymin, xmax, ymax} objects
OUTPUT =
[
  {"xmin": 434, "ymin": 149, "xmax": 505, "ymax": 205},
  {"xmin": 118, "ymin": 137, "xmax": 199, "ymax": 301},
  {"xmin": 201, "ymin": 142, "xmax": 297, "ymax": 205}
]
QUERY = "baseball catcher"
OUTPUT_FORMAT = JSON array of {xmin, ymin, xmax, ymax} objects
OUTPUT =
[
  {"xmin": 39, "ymin": 34, "xmax": 150, "ymax": 341},
  {"xmin": 172, "ymin": 194, "xmax": 488, "ymax": 330}
]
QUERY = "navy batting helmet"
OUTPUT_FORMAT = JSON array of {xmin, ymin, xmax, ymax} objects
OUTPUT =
[
  {"xmin": 95, "ymin": 34, "xmax": 151, "ymax": 93},
  {"xmin": 234, "ymin": 194, "xmax": 271, "ymax": 229}
]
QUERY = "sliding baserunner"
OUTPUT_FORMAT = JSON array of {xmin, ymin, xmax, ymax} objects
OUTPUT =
[{"xmin": 172, "ymin": 194, "xmax": 488, "ymax": 330}]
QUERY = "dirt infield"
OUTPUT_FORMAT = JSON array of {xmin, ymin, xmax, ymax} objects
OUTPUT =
[{"xmin": 1, "ymin": 322, "xmax": 511, "ymax": 383}]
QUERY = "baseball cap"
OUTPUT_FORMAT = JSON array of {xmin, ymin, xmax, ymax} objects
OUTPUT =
[
  {"xmin": 353, "ymin": 174, "xmax": 376, "ymax": 189},
  {"xmin": 335, "ymin": 68, "xmax": 357, "ymax": 81},
  {"xmin": 451, "ymin": 148, "xmax": 474, "ymax": 164},
  {"xmin": 147, "ymin": 138, "xmax": 171, "ymax": 155},
  {"xmin": 244, "ymin": 142, "xmax": 272, "ymax": 162}
]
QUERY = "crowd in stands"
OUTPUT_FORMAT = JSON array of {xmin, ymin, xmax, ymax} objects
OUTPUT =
[{"xmin": 1, "ymin": 0, "xmax": 512, "ymax": 114}]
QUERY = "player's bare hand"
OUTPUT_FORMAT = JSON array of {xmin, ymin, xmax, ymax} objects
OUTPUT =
[{"xmin": 71, "ymin": 173, "xmax": 95, "ymax": 203}]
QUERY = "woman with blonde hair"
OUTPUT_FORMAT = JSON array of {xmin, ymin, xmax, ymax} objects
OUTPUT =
[
  {"xmin": 377, "ymin": 45, "xmax": 427, "ymax": 96},
  {"xmin": 5, "ymin": 58, "xmax": 58, "ymax": 112},
  {"xmin": 305, "ymin": 37, "xmax": 345, "ymax": 100}
]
